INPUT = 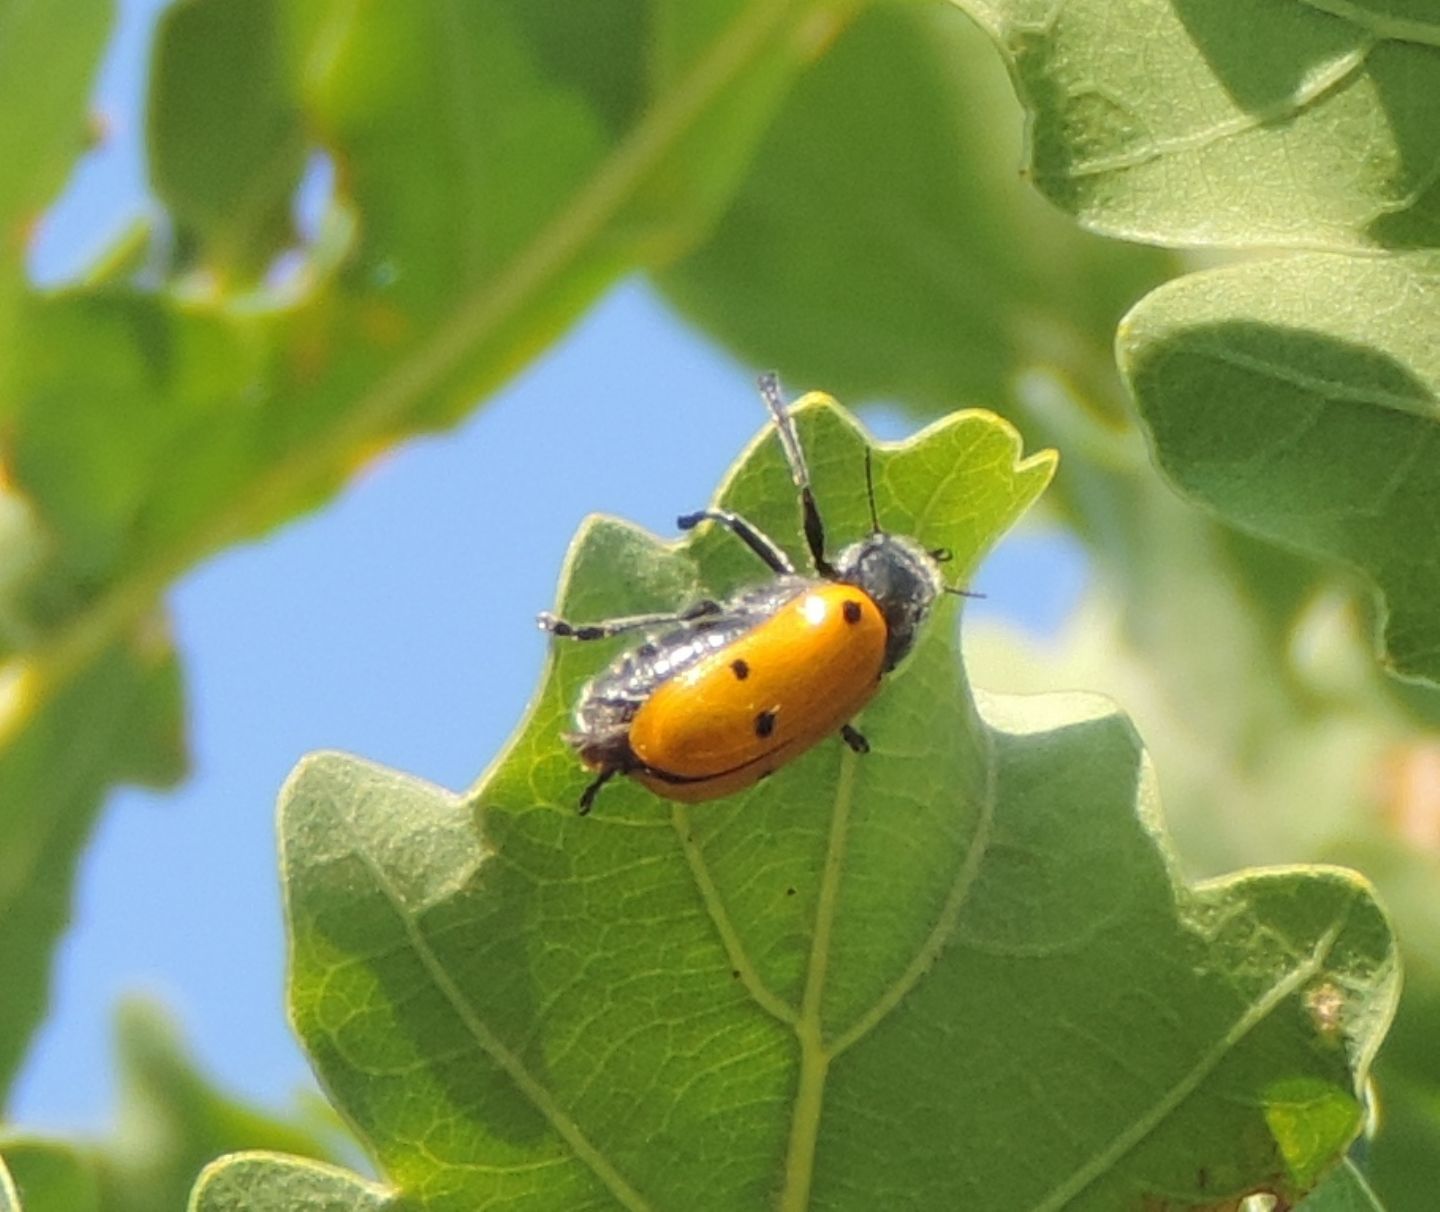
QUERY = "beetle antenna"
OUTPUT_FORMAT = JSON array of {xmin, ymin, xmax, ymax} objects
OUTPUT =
[
  {"xmin": 864, "ymin": 448, "xmax": 881, "ymax": 534},
  {"xmin": 758, "ymin": 372, "xmax": 809, "ymax": 487},
  {"xmin": 758, "ymin": 372, "xmax": 834, "ymax": 576}
]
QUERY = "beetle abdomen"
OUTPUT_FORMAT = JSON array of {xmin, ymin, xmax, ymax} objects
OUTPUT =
[{"xmin": 625, "ymin": 584, "xmax": 887, "ymax": 802}]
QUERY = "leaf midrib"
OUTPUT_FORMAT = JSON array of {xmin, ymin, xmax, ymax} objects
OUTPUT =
[
  {"xmin": 1154, "ymin": 339, "xmax": 1438, "ymax": 422},
  {"xmin": 777, "ymin": 745, "xmax": 858, "ymax": 1212},
  {"xmin": 774, "ymin": 710, "xmax": 999, "ymax": 1210}
]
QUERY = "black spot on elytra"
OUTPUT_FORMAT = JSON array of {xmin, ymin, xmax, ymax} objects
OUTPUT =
[
  {"xmin": 842, "ymin": 599, "xmax": 862, "ymax": 624},
  {"xmin": 754, "ymin": 709, "xmax": 777, "ymax": 739},
  {"xmin": 731, "ymin": 658, "xmax": 750, "ymax": 680}
]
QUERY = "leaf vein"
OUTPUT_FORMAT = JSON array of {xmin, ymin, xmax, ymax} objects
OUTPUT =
[
  {"xmin": 672, "ymin": 804, "xmax": 799, "ymax": 1027},
  {"xmin": 1178, "ymin": 339, "xmax": 1436, "ymax": 420},
  {"xmin": 356, "ymin": 849, "xmax": 657, "ymax": 1212},
  {"xmin": 1054, "ymin": 39, "xmax": 1375, "ymax": 183},
  {"xmin": 828, "ymin": 724, "xmax": 998, "ymax": 1058},
  {"xmin": 1028, "ymin": 904, "xmax": 1354, "ymax": 1212}
]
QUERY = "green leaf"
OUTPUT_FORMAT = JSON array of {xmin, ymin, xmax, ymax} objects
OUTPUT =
[
  {"xmin": 205, "ymin": 401, "xmax": 1398, "ymax": 1209},
  {"xmin": 0, "ymin": 1146, "xmax": 99, "ymax": 1212},
  {"xmin": 1118, "ymin": 251, "xmax": 1440, "ymax": 686},
  {"xmin": 189, "ymin": 1154, "xmax": 390, "ymax": 1212},
  {"xmin": 8, "ymin": 291, "xmax": 277, "ymax": 600},
  {"xmin": 0, "ymin": 0, "xmax": 111, "ymax": 392},
  {"xmin": 0, "ymin": 0, "xmax": 110, "ymax": 269},
  {"xmin": 300, "ymin": 0, "xmax": 817, "ymax": 389},
  {"xmin": 0, "ymin": 636, "xmax": 182, "ymax": 1098},
  {"xmin": 956, "ymin": 0, "xmax": 1440, "ymax": 249},
  {"xmin": 1300, "ymin": 1160, "xmax": 1386, "ymax": 1211},
  {"xmin": 662, "ymin": 3, "xmax": 1174, "ymax": 422},
  {"xmin": 147, "ymin": 0, "xmax": 308, "ymax": 282},
  {"xmin": 1, "ymin": 999, "xmax": 339, "ymax": 1212}
]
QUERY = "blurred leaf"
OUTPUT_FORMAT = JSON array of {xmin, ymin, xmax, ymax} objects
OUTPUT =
[
  {"xmin": 662, "ymin": 4, "xmax": 1175, "ymax": 424},
  {"xmin": 1361, "ymin": 968, "xmax": 1440, "ymax": 1211},
  {"xmin": 299, "ymin": 0, "xmax": 810, "ymax": 387},
  {"xmin": 103, "ymin": 999, "xmax": 340, "ymax": 1209},
  {"xmin": 955, "ymin": 0, "xmax": 1440, "ymax": 249},
  {"xmin": 1301, "ymin": 1161, "xmax": 1385, "ymax": 1210},
  {"xmin": 0, "ymin": 1147, "xmax": 98, "ymax": 1212},
  {"xmin": 9, "ymin": 292, "xmax": 275, "ymax": 605},
  {"xmin": 0, "ymin": 0, "xmax": 110, "ymax": 269},
  {"xmin": 1119, "ymin": 252, "xmax": 1440, "ymax": 687},
  {"xmin": 0, "ymin": 0, "xmax": 111, "ymax": 392},
  {"xmin": 1, "ymin": 999, "xmax": 338, "ymax": 1212},
  {"xmin": 0, "ymin": 0, "xmax": 854, "ymax": 1088},
  {"xmin": 147, "ymin": 0, "xmax": 307, "ymax": 282},
  {"xmin": 0, "ymin": 634, "xmax": 182, "ymax": 1099},
  {"xmin": 199, "ymin": 401, "xmax": 1396, "ymax": 1209}
]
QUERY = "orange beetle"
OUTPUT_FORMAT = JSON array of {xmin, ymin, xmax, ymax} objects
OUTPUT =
[{"xmin": 540, "ymin": 375, "xmax": 962, "ymax": 814}]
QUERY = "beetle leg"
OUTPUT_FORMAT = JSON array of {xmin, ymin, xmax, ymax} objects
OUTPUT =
[
  {"xmin": 538, "ymin": 599, "xmax": 722, "ymax": 641},
  {"xmin": 577, "ymin": 767, "xmax": 618, "ymax": 815},
  {"xmin": 677, "ymin": 508, "xmax": 794, "ymax": 575},
  {"xmin": 839, "ymin": 724, "xmax": 870, "ymax": 754}
]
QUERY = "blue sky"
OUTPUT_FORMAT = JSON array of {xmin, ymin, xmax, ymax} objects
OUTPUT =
[{"xmin": 11, "ymin": 1, "xmax": 1085, "ymax": 1134}]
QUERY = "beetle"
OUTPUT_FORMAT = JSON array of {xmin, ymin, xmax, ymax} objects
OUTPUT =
[{"xmin": 539, "ymin": 374, "xmax": 967, "ymax": 814}]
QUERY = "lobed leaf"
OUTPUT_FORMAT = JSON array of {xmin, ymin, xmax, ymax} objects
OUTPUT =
[
  {"xmin": 1119, "ymin": 251, "xmax": 1440, "ymax": 686},
  {"xmin": 201, "ymin": 401, "xmax": 1397, "ymax": 1209},
  {"xmin": 955, "ymin": 0, "xmax": 1440, "ymax": 250}
]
